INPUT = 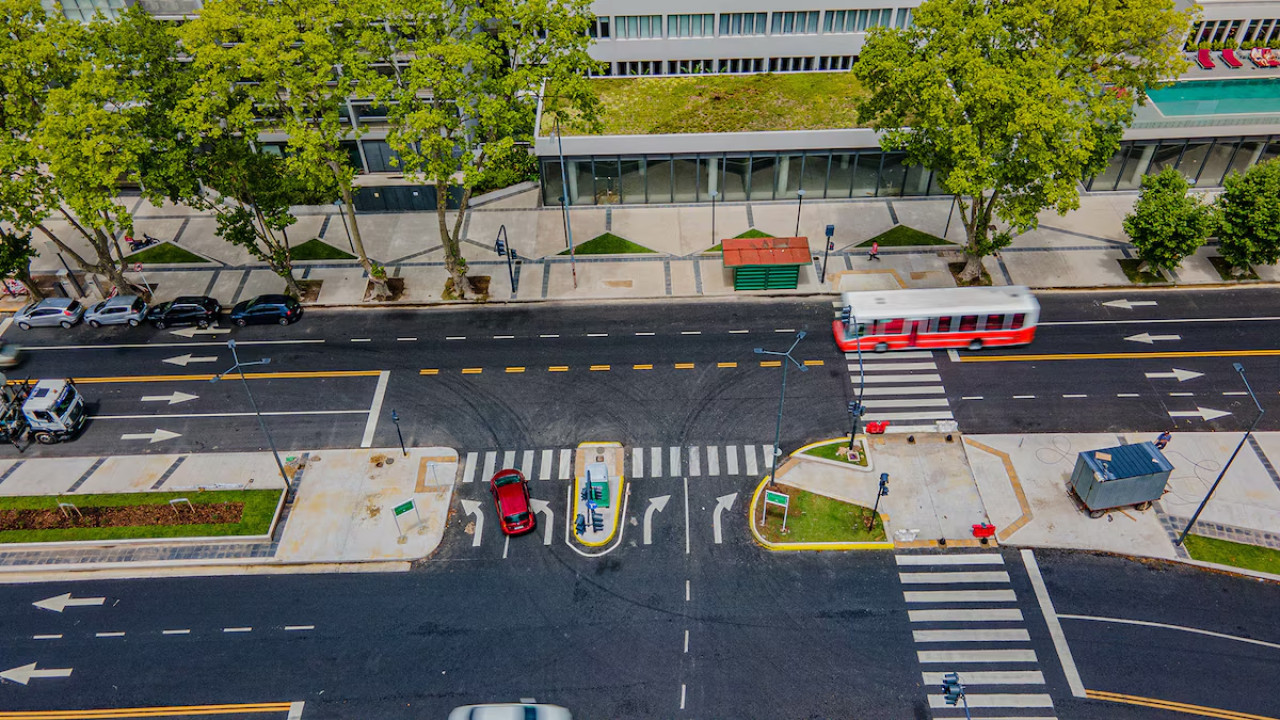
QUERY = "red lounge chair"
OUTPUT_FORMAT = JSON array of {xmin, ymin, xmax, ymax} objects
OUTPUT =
[
  {"xmin": 1222, "ymin": 47, "xmax": 1244, "ymax": 68},
  {"xmin": 1250, "ymin": 47, "xmax": 1271, "ymax": 67},
  {"xmin": 1196, "ymin": 48, "xmax": 1215, "ymax": 69}
]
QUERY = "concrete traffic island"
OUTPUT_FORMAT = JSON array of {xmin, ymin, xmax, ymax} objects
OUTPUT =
[{"xmin": 569, "ymin": 442, "xmax": 627, "ymax": 551}]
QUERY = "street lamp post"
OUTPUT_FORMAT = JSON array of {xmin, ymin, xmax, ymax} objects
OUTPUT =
[
  {"xmin": 794, "ymin": 188, "xmax": 806, "ymax": 237},
  {"xmin": 821, "ymin": 224, "xmax": 835, "ymax": 284},
  {"xmin": 1176, "ymin": 363, "xmax": 1264, "ymax": 546},
  {"xmin": 211, "ymin": 340, "xmax": 289, "ymax": 488},
  {"xmin": 494, "ymin": 224, "xmax": 517, "ymax": 295},
  {"xmin": 332, "ymin": 199, "xmax": 355, "ymax": 254},
  {"xmin": 391, "ymin": 409, "xmax": 407, "ymax": 457},
  {"xmin": 709, "ymin": 190, "xmax": 719, "ymax": 250},
  {"xmin": 755, "ymin": 331, "xmax": 807, "ymax": 487},
  {"xmin": 552, "ymin": 116, "xmax": 578, "ymax": 289}
]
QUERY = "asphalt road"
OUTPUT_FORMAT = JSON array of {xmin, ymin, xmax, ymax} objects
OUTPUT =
[{"xmin": 3, "ymin": 287, "xmax": 1279, "ymax": 460}]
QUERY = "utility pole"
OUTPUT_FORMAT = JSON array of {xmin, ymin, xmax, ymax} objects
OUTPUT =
[
  {"xmin": 755, "ymin": 331, "xmax": 807, "ymax": 487},
  {"xmin": 211, "ymin": 340, "xmax": 289, "ymax": 488},
  {"xmin": 553, "ymin": 116, "xmax": 578, "ymax": 289},
  {"xmin": 821, "ymin": 224, "xmax": 835, "ymax": 284}
]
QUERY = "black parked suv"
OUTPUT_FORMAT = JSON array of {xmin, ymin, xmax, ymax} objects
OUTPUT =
[
  {"xmin": 146, "ymin": 296, "xmax": 221, "ymax": 329},
  {"xmin": 230, "ymin": 294, "xmax": 303, "ymax": 326}
]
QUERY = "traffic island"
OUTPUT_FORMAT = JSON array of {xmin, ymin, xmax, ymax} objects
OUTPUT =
[{"xmin": 570, "ymin": 442, "xmax": 626, "ymax": 551}]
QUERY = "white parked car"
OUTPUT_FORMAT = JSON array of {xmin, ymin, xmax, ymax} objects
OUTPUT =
[{"xmin": 447, "ymin": 704, "xmax": 572, "ymax": 720}]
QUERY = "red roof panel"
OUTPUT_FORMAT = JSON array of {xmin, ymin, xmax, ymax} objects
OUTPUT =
[{"xmin": 721, "ymin": 236, "xmax": 812, "ymax": 267}]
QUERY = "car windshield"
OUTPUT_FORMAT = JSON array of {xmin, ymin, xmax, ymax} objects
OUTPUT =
[
  {"xmin": 131, "ymin": 299, "xmax": 144, "ymax": 312},
  {"xmin": 493, "ymin": 474, "xmax": 520, "ymax": 487},
  {"xmin": 503, "ymin": 511, "xmax": 530, "ymax": 525},
  {"xmin": 50, "ymin": 386, "xmax": 76, "ymax": 416}
]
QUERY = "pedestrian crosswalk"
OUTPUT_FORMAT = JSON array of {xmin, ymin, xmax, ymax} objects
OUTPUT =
[
  {"xmin": 898, "ymin": 553, "xmax": 1057, "ymax": 719},
  {"xmin": 459, "ymin": 444, "xmax": 778, "ymax": 483},
  {"xmin": 848, "ymin": 350, "xmax": 954, "ymax": 433}
]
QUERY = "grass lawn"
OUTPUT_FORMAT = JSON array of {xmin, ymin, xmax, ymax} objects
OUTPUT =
[
  {"xmin": 291, "ymin": 238, "xmax": 357, "ymax": 261},
  {"xmin": 1117, "ymin": 258, "xmax": 1167, "ymax": 284},
  {"xmin": 0, "ymin": 489, "xmax": 282, "ymax": 543},
  {"xmin": 1183, "ymin": 534, "xmax": 1280, "ymax": 575},
  {"xmin": 858, "ymin": 225, "xmax": 954, "ymax": 247},
  {"xmin": 757, "ymin": 486, "xmax": 886, "ymax": 544},
  {"xmin": 545, "ymin": 73, "xmax": 867, "ymax": 136},
  {"xmin": 1207, "ymin": 255, "xmax": 1259, "ymax": 280},
  {"xmin": 559, "ymin": 232, "xmax": 656, "ymax": 255},
  {"xmin": 802, "ymin": 440, "xmax": 869, "ymax": 468},
  {"xmin": 706, "ymin": 228, "xmax": 775, "ymax": 252},
  {"xmin": 127, "ymin": 243, "xmax": 207, "ymax": 264}
]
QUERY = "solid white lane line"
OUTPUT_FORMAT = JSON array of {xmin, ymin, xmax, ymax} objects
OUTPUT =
[
  {"xmin": 859, "ymin": 373, "xmax": 944, "ymax": 384},
  {"xmin": 162, "ymin": 629, "xmax": 190, "ymax": 635},
  {"xmin": 904, "ymin": 590, "xmax": 1017, "ymax": 603},
  {"xmin": 284, "ymin": 625, "xmax": 315, "ymax": 631},
  {"xmin": 1058, "ymin": 614, "xmax": 1280, "ymax": 650},
  {"xmin": 223, "ymin": 627, "xmax": 252, "ymax": 633},
  {"xmin": 861, "ymin": 385, "xmax": 947, "ymax": 396},
  {"xmin": 917, "ymin": 649, "xmax": 1038, "ymax": 663},
  {"xmin": 33, "ymin": 634, "xmax": 62, "ymax": 640},
  {"xmin": 96, "ymin": 632, "xmax": 125, "ymax": 638},
  {"xmin": 927, "ymin": 693, "xmax": 1054, "ymax": 709},
  {"xmin": 1022, "ymin": 549, "xmax": 1086, "ymax": 698},
  {"xmin": 921, "ymin": 671, "xmax": 1044, "ymax": 686},
  {"xmin": 900, "ymin": 571, "xmax": 1011, "ymax": 584},
  {"xmin": 862, "ymin": 362, "xmax": 938, "ymax": 371},
  {"xmin": 360, "ymin": 370, "xmax": 390, "ymax": 448},
  {"xmin": 862, "ymin": 398, "xmax": 951, "ymax": 409},
  {"xmin": 913, "ymin": 628, "xmax": 1031, "ymax": 643},
  {"xmin": 909, "ymin": 609, "xmax": 1024, "ymax": 623},
  {"xmin": 896, "ymin": 554, "xmax": 1004, "ymax": 565},
  {"xmin": 1040, "ymin": 315, "xmax": 1280, "ymax": 326},
  {"xmin": 95, "ymin": 410, "xmax": 366, "ymax": 420},
  {"xmin": 462, "ymin": 452, "xmax": 478, "ymax": 484}
]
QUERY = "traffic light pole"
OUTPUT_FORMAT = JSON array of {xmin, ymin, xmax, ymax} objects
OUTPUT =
[
  {"xmin": 844, "ymin": 305, "xmax": 866, "ymax": 451},
  {"xmin": 942, "ymin": 672, "xmax": 972, "ymax": 720}
]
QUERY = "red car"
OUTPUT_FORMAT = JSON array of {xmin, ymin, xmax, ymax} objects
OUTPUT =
[{"xmin": 489, "ymin": 469, "xmax": 535, "ymax": 535}]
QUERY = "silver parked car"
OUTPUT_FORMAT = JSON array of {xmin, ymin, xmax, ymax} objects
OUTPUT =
[
  {"xmin": 13, "ymin": 298, "xmax": 84, "ymax": 330},
  {"xmin": 84, "ymin": 294, "xmax": 148, "ymax": 327}
]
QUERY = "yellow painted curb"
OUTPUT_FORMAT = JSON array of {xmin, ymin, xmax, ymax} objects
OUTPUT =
[
  {"xmin": 572, "ymin": 442, "xmax": 624, "ymax": 548},
  {"xmin": 747, "ymin": 475, "xmax": 893, "ymax": 552}
]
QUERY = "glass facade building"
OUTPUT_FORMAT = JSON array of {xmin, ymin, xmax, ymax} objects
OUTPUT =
[{"xmin": 540, "ymin": 134, "xmax": 1280, "ymax": 206}]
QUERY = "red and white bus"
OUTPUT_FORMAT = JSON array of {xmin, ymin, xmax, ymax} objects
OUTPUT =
[{"xmin": 832, "ymin": 287, "xmax": 1040, "ymax": 352}]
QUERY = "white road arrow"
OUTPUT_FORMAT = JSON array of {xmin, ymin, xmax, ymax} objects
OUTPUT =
[
  {"xmin": 1125, "ymin": 333, "xmax": 1181, "ymax": 344},
  {"xmin": 32, "ymin": 593, "xmax": 105, "ymax": 613},
  {"xmin": 460, "ymin": 499, "xmax": 484, "ymax": 547},
  {"xmin": 530, "ymin": 499, "xmax": 553, "ymax": 546},
  {"xmin": 163, "ymin": 353, "xmax": 218, "ymax": 367},
  {"xmin": 1102, "ymin": 299, "xmax": 1159, "ymax": 310},
  {"xmin": 643, "ymin": 495, "xmax": 671, "ymax": 546},
  {"xmin": 141, "ymin": 391, "xmax": 199, "ymax": 405},
  {"xmin": 120, "ymin": 429, "xmax": 182, "ymax": 443},
  {"xmin": 712, "ymin": 493, "xmax": 737, "ymax": 545},
  {"xmin": 1168, "ymin": 407, "xmax": 1232, "ymax": 422},
  {"xmin": 1, "ymin": 662, "xmax": 73, "ymax": 685},
  {"xmin": 1145, "ymin": 368, "xmax": 1204, "ymax": 382},
  {"xmin": 170, "ymin": 326, "xmax": 229, "ymax": 338}
]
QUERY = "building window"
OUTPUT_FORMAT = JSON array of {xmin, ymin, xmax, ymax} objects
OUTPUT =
[
  {"xmin": 45, "ymin": 0, "xmax": 128, "ymax": 21},
  {"xmin": 615, "ymin": 15, "xmax": 662, "ymax": 39},
  {"xmin": 773, "ymin": 11, "xmax": 820, "ymax": 34},
  {"xmin": 825, "ymin": 8, "xmax": 896, "ymax": 33},
  {"xmin": 589, "ymin": 16, "xmax": 611, "ymax": 38},
  {"xmin": 718, "ymin": 58, "xmax": 766, "ymax": 73},
  {"xmin": 668, "ymin": 59, "xmax": 714, "ymax": 74},
  {"xmin": 619, "ymin": 60, "xmax": 663, "ymax": 76},
  {"xmin": 769, "ymin": 56, "xmax": 815, "ymax": 72},
  {"xmin": 668, "ymin": 14, "xmax": 715, "ymax": 38},
  {"xmin": 720, "ymin": 12, "xmax": 768, "ymax": 36},
  {"xmin": 894, "ymin": 8, "xmax": 913, "ymax": 29},
  {"xmin": 819, "ymin": 55, "xmax": 853, "ymax": 71}
]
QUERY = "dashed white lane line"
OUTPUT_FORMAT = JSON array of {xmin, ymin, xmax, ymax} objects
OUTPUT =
[
  {"xmin": 1170, "ymin": 392, "xmax": 1194, "ymax": 397},
  {"xmin": 961, "ymin": 396, "xmax": 984, "ymax": 400},
  {"xmin": 284, "ymin": 625, "xmax": 315, "ymax": 632},
  {"xmin": 587, "ymin": 333, "xmax": 608, "ymax": 337},
  {"xmin": 223, "ymin": 627, "xmax": 252, "ymax": 633},
  {"xmin": 494, "ymin": 335, "xmax": 515, "ymax": 339},
  {"xmin": 1223, "ymin": 391, "xmax": 1248, "ymax": 396},
  {"xmin": 1063, "ymin": 394, "xmax": 1088, "ymax": 398},
  {"xmin": 1013, "ymin": 395, "xmax": 1037, "ymax": 399},
  {"xmin": 541, "ymin": 334, "xmax": 560, "ymax": 338},
  {"xmin": 681, "ymin": 331, "xmax": 702, "ymax": 335},
  {"xmin": 774, "ymin": 328, "xmax": 796, "ymax": 333},
  {"xmin": 446, "ymin": 336, "xmax": 466, "ymax": 340},
  {"xmin": 680, "ymin": 684, "xmax": 687, "ymax": 710},
  {"xmin": 33, "ymin": 634, "xmax": 62, "ymax": 640},
  {"xmin": 96, "ymin": 632, "xmax": 125, "ymax": 638},
  {"xmin": 729, "ymin": 329, "xmax": 749, "ymax": 334},
  {"xmin": 350, "ymin": 338, "xmax": 371, "ymax": 343},
  {"xmin": 1117, "ymin": 393, "xmax": 1140, "ymax": 398},
  {"xmin": 685, "ymin": 579, "xmax": 691, "ymax": 601},
  {"xmin": 684, "ymin": 629, "xmax": 689, "ymax": 653},
  {"xmin": 635, "ymin": 332, "xmax": 655, "ymax": 336},
  {"xmin": 162, "ymin": 629, "xmax": 190, "ymax": 636},
  {"xmin": 396, "ymin": 337, "xmax": 416, "ymax": 341}
]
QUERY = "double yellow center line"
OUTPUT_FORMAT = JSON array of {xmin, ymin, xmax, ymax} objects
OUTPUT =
[
  {"xmin": 1086, "ymin": 689, "xmax": 1278, "ymax": 720},
  {"xmin": 0, "ymin": 702, "xmax": 295, "ymax": 719},
  {"xmin": 419, "ymin": 360, "xmax": 824, "ymax": 375}
]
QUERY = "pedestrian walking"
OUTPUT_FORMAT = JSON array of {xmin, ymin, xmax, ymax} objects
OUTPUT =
[
  {"xmin": 1155, "ymin": 430, "xmax": 1172, "ymax": 450},
  {"xmin": 868, "ymin": 241, "xmax": 880, "ymax": 261}
]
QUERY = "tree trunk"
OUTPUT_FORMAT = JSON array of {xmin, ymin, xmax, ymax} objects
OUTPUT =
[
  {"xmin": 958, "ymin": 253, "xmax": 983, "ymax": 283},
  {"xmin": 37, "ymin": 223, "xmax": 143, "ymax": 299},
  {"xmin": 437, "ymin": 180, "xmax": 473, "ymax": 300},
  {"xmin": 280, "ymin": 268, "xmax": 304, "ymax": 299},
  {"xmin": 330, "ymin": 163, "xmax": 389, "ymax": 300},
  {"xmin": 14, "ymin": 266, "xmax": 43, "ymax": 301}
]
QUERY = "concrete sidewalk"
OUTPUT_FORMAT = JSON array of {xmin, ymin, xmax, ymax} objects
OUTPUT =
[
  {"xmin": 21, "ymin": 185, "xmax": 1279, "ymax": 311},
  {"xmin": 0, "ymin": 447, "xmax": 456, "ymax": 576}
]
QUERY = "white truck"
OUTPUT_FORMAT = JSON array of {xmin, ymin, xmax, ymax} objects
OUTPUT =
[{"xmin": 0, "ymin": 378, "xmax": 88, "ymax": 445}]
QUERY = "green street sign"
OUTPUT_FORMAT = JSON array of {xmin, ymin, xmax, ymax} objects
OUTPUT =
[
  {"xmin": 393, "ymin": 499, "xmax": 416, "ymax": 517},
  {"xmin": 764, "ymin": 490, "xmax": 789, "ymax": 506}
]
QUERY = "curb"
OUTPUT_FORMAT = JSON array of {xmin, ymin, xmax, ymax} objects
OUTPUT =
[
  {"xmin": 0, "ymin": 559, "xmax": 413, "ymax": 584},
  {"xmin": 747, "ymin": 474, "xmax": 893, "ymax": 552}
]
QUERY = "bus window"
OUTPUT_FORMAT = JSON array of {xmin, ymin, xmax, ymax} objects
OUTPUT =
[
  {"xmin": 985, "ymin": 314, "xmax": 1005, "ymax": 330},
  {"xmin": 959, "ymin": 315, "xmax": 978, "ymax": 332},
  {"xmin": 1011, "ymin": 313, "xmax": 1025, "ymax": 329},
  {"xmin": 936, "ymin": 316, "xmax": 952, "ymax": 333},
  {"xmin": 880, "ymin": 318, "xmax": 904, "ymax": 335}
]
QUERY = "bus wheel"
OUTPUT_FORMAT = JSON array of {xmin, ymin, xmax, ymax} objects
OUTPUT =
[
  {"xmin": 968, "ymin": 339, "xmax": 984, "ymax": 351},
  {"xmin": 874, "ymin": 342, "xmax": 889, "ymax": 353},
  {"xmin": 34, "ymin": 431, "xmax": 58, "ymax": 445}
]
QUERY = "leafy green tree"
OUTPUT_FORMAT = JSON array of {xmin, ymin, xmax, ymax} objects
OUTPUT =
[
  {"xmin": 1122, "ymin": 167, "xmax": 1214, "ymax": 273},
  {"xmin": 178, "ymin": 0, "xmax": 390, "ymax": 298},
  {"xmin": 853, "ymin": 0, "xmax": 1193, "ymax": 282},
  {"xmin": 366, "ymin": 0, "xmax": 599, "ymax": 299},
  {"xmin": 0, "ymin": 229, "xmax": 40, "ymax": 300},
  {"xmin": 1216, "ymin": 159, "xmax": 1280, "ymax": 273}
]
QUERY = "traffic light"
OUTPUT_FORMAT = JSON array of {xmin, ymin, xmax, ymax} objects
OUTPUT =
[
  {"xmin": 840, "ymin": 305, "xmax": 852, "ymax": 324},
  {"xmin": 848, "ymin": 400, "xmax": 864, "ymax": 418},
  {"xmin": 495, "ymin": 238, "xmax": 507, "ymax": 257},
  {"xmin": 942, "ymin": 672, "xmax": 963, "ymax": 706}
]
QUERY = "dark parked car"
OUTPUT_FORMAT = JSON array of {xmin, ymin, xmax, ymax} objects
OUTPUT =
[
  {"xmin": 229, "ymin": 294, "xmax": 302, "ymax": 327},
  {"xmin": 146, "ymin": 296, "xmax": 221, "ymax": 329}
]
